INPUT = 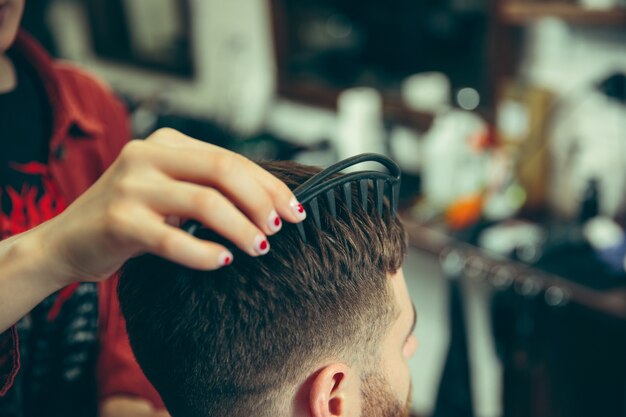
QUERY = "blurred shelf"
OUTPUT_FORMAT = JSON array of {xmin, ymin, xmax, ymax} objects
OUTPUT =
[
  {"xmin": 400, "ymin": 211, "xmax": 626, "ymax": 320},
  {"xmin": 501, "ymin": 2, "xmax": 626, "ymax": 25},
  {"xmin": 277, "ymin": 79, "xmax": 435, "ymax": 132}
]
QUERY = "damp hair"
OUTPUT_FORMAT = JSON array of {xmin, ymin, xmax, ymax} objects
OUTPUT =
[{"xmin": 118, "ymin": 160, "xmax": 408, "ymax": 417}]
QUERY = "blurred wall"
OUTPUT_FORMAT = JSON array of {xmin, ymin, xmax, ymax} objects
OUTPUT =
[{"xmin": 48, "ymin": 0, "xmax": 276, "ymax": 133}]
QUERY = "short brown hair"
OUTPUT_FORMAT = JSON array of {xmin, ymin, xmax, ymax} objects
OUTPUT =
[{"xmin": 118, "ymin": 160, "xmax": 407, "ymax": 417}]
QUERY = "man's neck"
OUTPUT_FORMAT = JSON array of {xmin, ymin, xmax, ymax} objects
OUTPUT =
[{"xmin": 0, "ymin": 54, "xmax": 17, "ymax": 93}]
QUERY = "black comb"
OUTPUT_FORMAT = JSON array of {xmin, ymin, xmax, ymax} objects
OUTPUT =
[
  {"xmin": 181, "ymin": 153, "xmax": 401, "ymax": 242},
  {"xmin": 292, "ymin": 153, "xmax": 401, "ymax": 242}
]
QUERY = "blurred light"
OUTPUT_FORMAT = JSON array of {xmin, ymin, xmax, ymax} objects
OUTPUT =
[
  {"xmin": 490, "ymin": 266, "xmax": 514, "ymax": 289},
  {"xmin": 402, "ymin": 72, "xmax": 451, "ymax": 112},
  {"xmin": 440, "ymin": 248, "xmax": 465, "ymax": 278},
  {"xmin": 464, "ymin": 255, "xmax": 488, "ymax": 281},
  {"xmin": 457, "ymin": 87, "xmax": 480, "ymax": 111},
  {"xmin": 545, "ymin": 286, "xmax": 569, "ymax": 307},
  {"xmin": 326, "ymin": 14, "xmax": 352, "ymax": 39},
  {"xmin": 515, "ymin": 277, "xmax": 541, "ymax": 297}
]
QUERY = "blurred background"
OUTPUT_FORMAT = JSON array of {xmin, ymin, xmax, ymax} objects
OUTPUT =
[{"xmin": 22, "ymin": 0, "xmax": 626, "ymax": 416}]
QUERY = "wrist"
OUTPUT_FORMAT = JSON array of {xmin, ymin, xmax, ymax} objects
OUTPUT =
[
  {"xmin": 0, "ymin": 225, "xmax": 70, "ymax": 332},
  {"xmin": 10, "ymin": 223, "xmax": 75, "ymax": 292}
]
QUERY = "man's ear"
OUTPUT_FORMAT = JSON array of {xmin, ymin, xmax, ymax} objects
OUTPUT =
[{"xmin": 309, "ymin": 363, "xmax": 359, "ymax": 417}]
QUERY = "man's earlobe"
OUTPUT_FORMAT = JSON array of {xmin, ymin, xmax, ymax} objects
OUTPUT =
[{"xmin": 309, "ymin": 363, "xmax": 358, "ymax": 417}]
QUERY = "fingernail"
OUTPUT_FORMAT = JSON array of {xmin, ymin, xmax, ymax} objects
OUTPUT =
[
  {"xmin": 253, "ymin": 235, "xmax": 270, "ymax": 255},
  {"xmin": 290, "ymin": 198, "xmax": 307, "ymax": 221},
  {"xmin": 267, "ymin": 210, "xmax": 282, "ymax": 233},
  {"xmin": 218, "ymin": 251, "xmax": 233, "ymax": 267}
]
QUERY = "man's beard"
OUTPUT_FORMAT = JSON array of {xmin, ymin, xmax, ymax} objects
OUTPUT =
[{"xmin": 361, "ymin": 373, "xmax": 411, "ymax": 417}]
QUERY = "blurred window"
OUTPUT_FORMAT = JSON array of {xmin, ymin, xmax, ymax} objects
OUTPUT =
[{"xmin": 84, "ymin": 0, "xmax": 194, "ymax": 77}]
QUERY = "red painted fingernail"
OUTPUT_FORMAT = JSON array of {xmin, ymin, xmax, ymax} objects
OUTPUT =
[
  {"xmin": 290, "ymin": 198, "xmax": 307, "ymax": 220},
  {"xmin": 267, "ymin": 210, "xmax": 282, "ymax": 233},
  {"xmin": 253, "ymin": 235, "xmax": 270, "ymax": 255},
  {"xmin": 219, "ymin": 251, "xmax": 233, "ymax": 267}
]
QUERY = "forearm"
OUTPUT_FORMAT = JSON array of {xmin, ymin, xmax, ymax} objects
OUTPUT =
[
  {"xmin": 0, "ymin": 225, "xmax": 66, "ymax": 333},
  {"xmin": 100, "ymin": 396, "xmax": 170, "ymax": 417}
]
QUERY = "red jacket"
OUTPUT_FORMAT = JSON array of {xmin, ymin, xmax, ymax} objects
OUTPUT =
[{"xmin": 0, "ymin": 32, "xmax": 163, "ymax": 408}]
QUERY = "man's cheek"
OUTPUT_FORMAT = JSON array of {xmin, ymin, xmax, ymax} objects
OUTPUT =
[{"xmin": 384, "ymin": 354, "xmax": 412, "ymax": 403}]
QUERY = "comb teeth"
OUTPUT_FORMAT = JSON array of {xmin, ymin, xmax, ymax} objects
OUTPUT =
[
  {"xmin": 296, "ymin": 221, "xmax": 307, "ymax": 242},
  {"xmin": 182, "ymin": 154, "xmax": 402, "ymax": 246},
  {"xmin": 286, "ymin": 153, "xmax": 401, "ymax": 242},
  {"xmin": 359, "ymin": 179, "xmax": 368, "ymax": 211},
  {"xmin": 310, "ymin": 197, "xmax": 322, "ymax": 229},
  {"xmin": 182, "ymin": 220, "xmax": 201, "ymax": 235},
  {"xmin": 343, "ymin": 182, "xmax": 352, "ymax": 213},
  {"xmin": 390, "ymin": 182, "xmax": 400, "ymax": 217},
  {"xmin": 375, "ymin": 179, "xmax": 385, "ymax": 215},
  {"xmin": 326, "ymin": 190, "xmax": 337, "ymax": 218}
]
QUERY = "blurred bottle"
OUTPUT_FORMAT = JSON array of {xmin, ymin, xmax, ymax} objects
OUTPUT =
[
  {"xmin": 335, "ymin": 87, "xmax": 386, "ymax": 171},
  {"xmin": 389, "ymin": 72, "xmax": 451, "ymax": 175},
  {"xmin": 421, "ymin": 109, "xmax": 488, "ymax": 209},
  {"xmin": 520, "ymin": 18, "xmax": 573, "ymax": 92}
]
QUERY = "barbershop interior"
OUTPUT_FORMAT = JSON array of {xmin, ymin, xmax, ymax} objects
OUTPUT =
[{"xmin": 5, "ymin": 0, "xmax": 626, "ymax": 416}]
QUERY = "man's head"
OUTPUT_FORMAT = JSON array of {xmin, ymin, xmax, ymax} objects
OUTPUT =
[
  {"xmin": 119, "ymin": 160, "xmax": 416, "ymax": 417},
  {"xmin": 0, "ymin": 0, "xmax": 24, "ymax": 53}
]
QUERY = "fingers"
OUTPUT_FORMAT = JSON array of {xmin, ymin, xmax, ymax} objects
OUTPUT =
[
  {"xmin": 117, "ymin": 129, "xmax": 309, "ymax": 267},
  {"xmin": 134, "ymin": 146, "xmax": 283, "ymax": 236},
  {"xmin": 139, "ymin": 180, "xmax": 271, "ymax": 257},
  {"xmin": 144, "ymin": 129, "xmax": 307, "ymax": 224},
  {"xmin": 234, "ymin": 155, "xmax": 308, "ymax": 223},
  {"xmin": 123, "ymin": 209, "xmax": 234, "ymax": 271},
  {"xmin": 175, "ymin": 152, "xmax": 285, "ymax": 236}
]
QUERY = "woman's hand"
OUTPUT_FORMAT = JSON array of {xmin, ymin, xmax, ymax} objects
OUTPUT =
[{"xmin": 35, "ymin": 128, "xmax": 306, "ymax": 287}]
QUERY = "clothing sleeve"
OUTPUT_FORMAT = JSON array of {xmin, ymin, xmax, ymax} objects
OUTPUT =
[
  {"xmin": 0, "ymin": 326, "xmax": 19, "ymax": 397},
  {"xmin": 64, "ymin": 65, "xmax": 163, "ymax": 406},
  {"xmin": 53, "ymin": 62, "xmax": 162, "ymax": 406},
  {"xmin": 101, "ymin": 83, "xmax": 132, "ymax": 164},
  {"xmin": 97, "ymin": 276, "xmax": 165, "ymax": 408}
]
